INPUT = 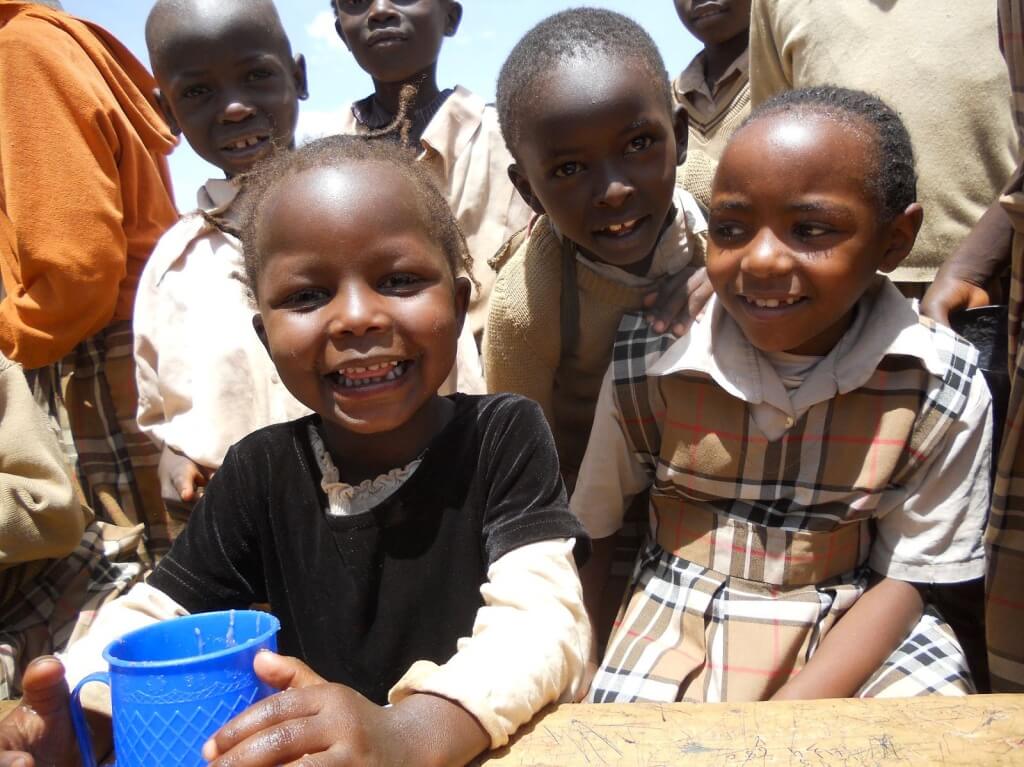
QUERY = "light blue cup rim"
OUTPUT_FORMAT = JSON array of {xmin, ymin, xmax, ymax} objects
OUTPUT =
[{"xmin": 100, "ymin": 610, "xmax": 281, "ymax": 671}]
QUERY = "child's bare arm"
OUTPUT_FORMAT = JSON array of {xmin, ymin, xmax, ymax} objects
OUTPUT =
[
  {"xmin": 203, "ymin": 653, "xmax": 489, "ymax": 767},
  {"xmin": 771, "ymin": 575, "xmax": 924, "ymax": 700}
]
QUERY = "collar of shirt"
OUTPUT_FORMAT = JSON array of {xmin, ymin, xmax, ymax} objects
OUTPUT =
[
  {"xmin": 647, "ymin": 276, "xmax": 947, "ymax": 439},
  {"xmin": 196, "ymin": 177, "xmax": 241, "ymax": 215},
  {"xmin": 150, "ymin": 178, "xmax": 242, "ymax": 287},
  {"xmin": 674, "ymin": 49, "xmax": 749, "ymax": 109},
  {"xmin": 551, "ymin": 186, "xmax": 707, "ymax": 288}
]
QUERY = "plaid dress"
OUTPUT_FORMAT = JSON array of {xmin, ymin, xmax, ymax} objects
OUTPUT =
[
  {"xmin": 28, "ymin": 321, "xmax": 177, "ymax": 562},
  {"xmin": 986, "ymin": 0, "xmax": 1024, "ymax": 693},
  {"xmin": 589, "ymin": 314, "xmax": 978, "ymax": 703}
]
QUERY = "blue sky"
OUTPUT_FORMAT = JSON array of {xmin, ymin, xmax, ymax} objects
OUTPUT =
[{"xmin": 62, "ymin": 1, "xmax": 701, "ymax": 210}]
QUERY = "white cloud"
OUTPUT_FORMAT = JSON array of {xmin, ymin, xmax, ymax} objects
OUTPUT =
[
  {"xmin": 307, "ymin": 10, "xmax": 344, "ymax": 50},
  {"xmin": 297, "ymin": 106, "xmax": 350, "ymax": 143}
]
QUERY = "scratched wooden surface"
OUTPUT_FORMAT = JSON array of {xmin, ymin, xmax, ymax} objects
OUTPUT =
[
  {"xmin": 477, "ymin": 695, "xmax": 1024, "ymax": 766},
  {"xmin": 4, "ymin": 695, "xmax": 1024, "ymax": 764}
]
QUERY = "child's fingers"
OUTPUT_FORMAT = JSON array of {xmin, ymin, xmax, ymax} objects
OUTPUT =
[
  {"xmin": 254, "ymin": 651, "xmax": 326, "ymax": 691},
  {"xmin": 202, "ymin": 688, "xmax": 321, "ymax": 762},
  {"xmin": 0, "ymin": 753, "xmax": 34, "ymax": 767},
  {"xmin": 205, "ymin": 717, "xmax": 326, "ymax": 767},
  {"xmin": 19, "ymin": 657, "xmax": 69, "ymax": 719}
]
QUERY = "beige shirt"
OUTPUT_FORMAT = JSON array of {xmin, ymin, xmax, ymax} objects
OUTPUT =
[
  {"xmin": 573, "ymin": 279, "xmax": 990, "ymax": 584},
  {"xmin": 133, "ymin": 179, "xmax": 310, "ymax": 469},
  {"xmin": 338, "ymin": 86, "xmax": 532, "ymax": 339},
  {"xmin": 749, "ymin": 0, "xmax": 1017, "ymax": 282}
]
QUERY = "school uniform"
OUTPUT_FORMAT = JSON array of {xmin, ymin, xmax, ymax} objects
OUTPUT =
[
  {"xmin": 0, "ymin": 353, "xmax": 142, "ymax": 699},
  {"xmin": 673, "ymin": 50, "xmax": 751, "ymax": 210},
  {"xmin": 573, "ymin": 278, "xmax": 990, "ymax": 702},
  {"xmin": 986, "ymin": 0, "xmax": 1024, "ymax": 694},
  {"xmin": 133, "ymin": 179, "xmax": 310, "ymax": 472},
  {"xmin": 339, "ymin": 86, "xmax": 532, "ymax": 342},
  {"xmin": 748, "ymin": 0, "xmax": 1017, "ymax": 284},
  {"xmin": 483, "ymin": 189, "xmax": 707, "ymax": 483}
]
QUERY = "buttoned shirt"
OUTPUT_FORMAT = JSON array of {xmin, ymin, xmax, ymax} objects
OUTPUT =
[{"xmin": 133, "ymin": 179, "xmax": 309, "ymax": 468}]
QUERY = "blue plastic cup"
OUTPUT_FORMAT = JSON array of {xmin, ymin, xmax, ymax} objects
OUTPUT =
[{"xmin": 69, "ymin": 610, "xmax": 280, "ymax": 767}]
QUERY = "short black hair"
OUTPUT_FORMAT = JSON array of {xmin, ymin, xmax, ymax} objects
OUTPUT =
[
  {"xmin": 238, "ymin": 134, "xmax": 471, "ymax": 303},
  {"xmin": 740, "ymin": 86, "xmax": 917, "ymax": 221},
  {"xmin": 495, "ymin": 8, "xmax": 673, "ymax": 154}
]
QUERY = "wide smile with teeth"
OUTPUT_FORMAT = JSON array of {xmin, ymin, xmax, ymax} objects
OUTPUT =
[
  {"xmin": 223, "ymin": 135, "xmax": 269, "ymax": 152},
  {"xmin": 742, "ymin": 296, "xmax": 804, "ymax": 309},
  {"xmin": 597, "ymin": 218, "xmax": 642, "ymax": 237},
  {"xmin": 329, "ymin": 360, "xmax": 409, "ymax": 389}
]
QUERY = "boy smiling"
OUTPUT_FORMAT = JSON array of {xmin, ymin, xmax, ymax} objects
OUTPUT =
[
  {"xmin": 485, "ymin": 9, "xmax": 706, "ymax": 487},
  {"xmin": 134, "ymin": 0, "xmax": 311, "ymax": 516},
  {"xmin": 331, "ymin": 0, "xmax": 530, "ymax": 349}
]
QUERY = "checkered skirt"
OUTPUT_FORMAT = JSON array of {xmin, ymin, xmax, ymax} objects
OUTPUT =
[{"xmin": 589, "ymin": 313, "xmax": 978, "ymax": 702}]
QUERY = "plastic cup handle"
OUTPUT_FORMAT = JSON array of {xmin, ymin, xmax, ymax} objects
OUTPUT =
[{"xmin": 69, "ymin": 671, "xmax": 110, "ymax": 767}]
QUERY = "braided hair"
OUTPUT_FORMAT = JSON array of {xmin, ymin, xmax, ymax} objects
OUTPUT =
[
  {"xmin": 739, "ymin": 86, "xmax": 917, "ymax": 221},
  {"xmin": 495, "ymin": 8, "xmax": 673, "ymax": 154}
]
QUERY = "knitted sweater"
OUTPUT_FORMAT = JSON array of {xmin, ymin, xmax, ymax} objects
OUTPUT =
[
  {"xmin": 673, "ymin": 53, "xmax": 751, "ymax": 210},
  {"xmin": 484, "ymin": 190, "xmax": 707, "ymax": 481}
]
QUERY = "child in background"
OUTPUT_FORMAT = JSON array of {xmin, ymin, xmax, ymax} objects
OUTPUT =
[
  {"xmin": 574, "ymin": 87, "xmax": 989, "ymax": 703},
  {"xmin": 485, "ymin": 8, "xmax": 708, "ymax": 488},
  {"xmin": 331, "ymin": 0, "xmax": 530, "ymax": 355},
  {"xmin": 672, "ymin": 0, "xmax": 751, "ymax": 212},
  {"xmin": 0, "ymin": 136, "xmax": 590, "ymax": 766},
  {"xmin": 135, "ymin": 0, "xmax": 313, "ymax": 513}
]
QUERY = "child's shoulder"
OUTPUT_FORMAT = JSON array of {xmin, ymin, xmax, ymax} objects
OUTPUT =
[
  {"xmin": 222, "ymin": 413, "xmax": 319, "ymax": 472},
  {"xmin": 488, "ymin": 217, "xmax": 563, "ymax": 326},
  {"xmin": 450, "ymin": 391, "xmax": 548, "ymax": 432}
]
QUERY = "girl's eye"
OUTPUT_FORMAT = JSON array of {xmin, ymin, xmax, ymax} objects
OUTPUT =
[
  {"xmin": 279, "ymin": 287, "xmax": 328, "ymax": 309},
  {"xmin": 247, "ymin": 69, "xmax": 273, "ymax": 82},
  {"xmin": 795, "ymin": 223, "xmax": 831, "ymax": 238},
  {"xmin": 625, "ymin": 136, "xmax": 654, "ymax": 154},
  {"xmin": 554, "ymin": 161, "xmax": 583, "ymax": 179},
  {"xmin": 379, "ymin": 273, "xmax": 423, "ymax": 291}
]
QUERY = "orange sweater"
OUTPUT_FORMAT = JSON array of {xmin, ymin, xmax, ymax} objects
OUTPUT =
[{"xmin": 0, "ymin": 3, "xmax": 177, "ymax": 369}]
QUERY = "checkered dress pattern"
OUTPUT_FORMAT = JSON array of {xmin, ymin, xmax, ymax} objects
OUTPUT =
[
  {"xmin": 28, "ymin": 321, "xmax": 177, "ymax": 562},
  {"xmin": 0, "ymin": 521, "xmax": 143, "ymax": 699},
  {"xmin": 589, "ymin": 313, "xmax": 978, "ymax": 702}
]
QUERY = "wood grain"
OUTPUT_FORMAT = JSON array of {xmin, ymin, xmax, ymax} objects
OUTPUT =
[{"xmin": 478, "ymin": 695, "xmax": 1024, "ymax": 766}]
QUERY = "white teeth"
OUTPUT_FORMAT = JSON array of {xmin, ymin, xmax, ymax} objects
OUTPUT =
[
  {"xmin": 605, "ymin": 219, "xmax": 638, "ymax": 235},
  {"xmin": 748, "ymin": 296, "xmax": 801, "ymax": 308},
  {"xmin": 333, "ymin": 361, "xmax": 405, "ymax": 388}
]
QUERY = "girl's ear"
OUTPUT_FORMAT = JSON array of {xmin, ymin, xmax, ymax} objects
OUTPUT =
[
  {"xmin": 673, "ymin": 105, "xmax": 689, "ymax": 166},
  {"xmin": 453, "ymin": 275, "xmax": 471, "ymax": 334},
  {"xmin": 508, "ymin": 164, "xmax": 545, "ymax": 215},
  {"xmin": 878, "ymin": 202, "xmax": 924, "ymax": 273},
  {"xmin": 293, "ymin": 54, "xmax": 309, "ymax": 101},
  {"xmin": 445, "ymin": 2, "xmax": 464, "ymax": 37},
  {"xmin": 252, "ymin": 314, "xmax": 272, "ymax": 356},
  {"xmin": 153, "ymin": 88, "xmax": 181, "ymax": 136}
]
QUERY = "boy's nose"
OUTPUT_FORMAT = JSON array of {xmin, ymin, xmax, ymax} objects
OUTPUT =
[
  {"xmin": 368, "ymin": 0, "xmax": 399, "ymax": 23},
  {"xmin": 220, "ymin": 100, "xmax": 256, "ymax": 124}
]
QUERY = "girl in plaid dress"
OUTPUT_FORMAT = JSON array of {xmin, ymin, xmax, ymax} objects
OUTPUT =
[{"xmin": 573, "ymin": 87, "xmax": 990, "ymax": 703}]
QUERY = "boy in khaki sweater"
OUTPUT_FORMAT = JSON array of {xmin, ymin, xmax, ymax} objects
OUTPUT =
[
  {"xmin": 485, "ymin": 9, "xmax": 707, "ymax": 487},
  {"xmin": 672, "ymin": 0, "xmax": 751, "ymax": 211}
]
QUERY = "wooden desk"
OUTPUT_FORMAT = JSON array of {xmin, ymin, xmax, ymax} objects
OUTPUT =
[
  {"xmin": 478, "ymin": 695, "xmax": 1024, "ymax": 766},
  {"xmin": 4, "ymin": 695, "xmax": 1023, "ymax": 764},
  {"xmin": 0, "ymin": 699, "xmax": 16, "ymax": 721}
]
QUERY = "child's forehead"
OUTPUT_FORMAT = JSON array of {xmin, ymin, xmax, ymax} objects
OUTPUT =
[
  {"xmin": 150, "ymin": 6, "xmax": 291, "ymax": 76},
  {"xmin": 518, "ymin": 54, "xmax": 668, "ymax": 138}
]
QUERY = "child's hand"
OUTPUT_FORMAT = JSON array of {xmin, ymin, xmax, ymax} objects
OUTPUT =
[
  {"xmin": 643, "ymin": 266, "xmax": 713, "ymax": 337},
  {"xmin": 158, "ymin": 447, "xmax": 212, "ymax": 510},
  {"xmin": 202, "ymin": 652, "xmax": 405, "ymax": 767},
  {"xmin": 0, "ymin": 657, "xmax": 83, "ymax": 767},
  {"xmin": 204, "ymin": 652, "xmax": 489, "ymax": 767}
]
